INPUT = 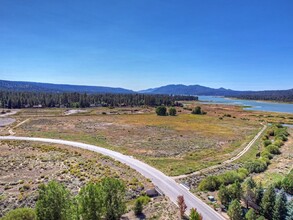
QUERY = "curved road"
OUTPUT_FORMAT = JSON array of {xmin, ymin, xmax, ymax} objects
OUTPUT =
[{"xmin": 0, "ymin": 136, "xmax": 225, "ymax": 220}]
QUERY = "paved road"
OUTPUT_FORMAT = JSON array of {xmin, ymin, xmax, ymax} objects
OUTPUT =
[
  {"xmin": 173, "ymin": 124, "xmax": 267, "ymax": 179},
  {"xmin": 0, "ymin": 136, "xmax": 225, "ymax": 220}
]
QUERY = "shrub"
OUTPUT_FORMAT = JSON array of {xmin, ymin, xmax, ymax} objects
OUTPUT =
[
  {"xmin": 133, "ymin": 195, "xmax": 151, "ymax": 215},
  {"xmin": 218, "ymin": 171, "xmax": 240, "ymax": 185},
  {"xmin": 168, "ymin": 107, "xmax": 177, "ymax": 116},
  {"xmin": 267, "ymin": 129, "xmax": 275, "ymax": 136},
  {"xmin": 155, "ymin": 106, "xmax": 167, "ymax": 116},
  {"xmin": 273, "ymin": 139, "xmax": 284, "ymax": 147},
  {"xmin": 237, "ymin": 168, "xmax": 249, "ymax": 180},
  {"xmin": 192, "ymin": 106, "xmax": 202, "ymax": 115},
  {"xmin": 198, "ymin": 176, "xmax": 220, "ymax": 191},
  {"xmin": 282, "ymin": 170, "xmax": 293, "ymax": 194},
  {"xmin": 134, "ymin": 199, "xmax": 143, "ymax": 215},
  {"xmin": 275, "ymin": 134, "xmax": 288, "ymax": 141},
  {"xmin": 261, "ymin": 150, "xmax": 273, "ymax": 160},
  {"xmin": 1, "ymin": 208, "xmax": 36, "ymax": 220},
  {"xmin": 263, "ymin": 140, "xmax": 272, "ymax": 147},
  {"xmin": 266, "ymin": 144, "xmax": 280, "ymax": 155},
  {"xmin": 244, "ymin": 159, "xmax": 267, "ymax": 173}
]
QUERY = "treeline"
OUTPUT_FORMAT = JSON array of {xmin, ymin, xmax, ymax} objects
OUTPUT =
[
  {"xmin": 1, "ymin": 178, "xmax": 204, "ymax": 220},
  {"xmin": 1, "ymin": 178, "xmax": 126, "ymax": 220},
  {"xmin": 0, "ymin": 91, "xmax": 197, "ymax": 109},
  {"xmin": 231, "ymin": 89, "xmax": 293, "ymax": 103}
]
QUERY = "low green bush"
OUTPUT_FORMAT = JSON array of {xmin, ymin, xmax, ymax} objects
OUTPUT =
[
  {"xmin": 198, "ymin": 176, "xmax": 220, "ymax": 191},
  {"xmin": 282, "ymin": 169, "xmax": 293, "ymax": 194},
  {"xmin": 1, "ymin": 208, "xmax": 36, "ymax": 220},
  {"xmin": 217, "ymin": 171, "xmax": 240, "ymax": 185},
  {"xmin": 263, "ymin": 140, "xmax": 272, "ymax": 147},
  {"xmin": 273, "ymin": 139, "xmax": 284, "ymax": 147},
  {"xmin": 266, "ymin": 144, "xmax": 280, "ymax": 155},
  {"xmin": 244, "ymin": 159, "xmax": 267, "ymax": 173},
  {"xmin": 261, "ymin": 150, "xmax": 273, "ymax": 160}
]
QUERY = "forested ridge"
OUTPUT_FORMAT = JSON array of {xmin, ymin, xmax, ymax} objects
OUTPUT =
[
  {"xmin": 0, "ymin": 91, "xmax": 197, "ymax": 109},
  {"xmin": 0, "ymin": 79, "xmax": 134, "ymax": 94},
  {"xmin": 231, "ymin": 89, "xmax": 293, "ymax": 103}
]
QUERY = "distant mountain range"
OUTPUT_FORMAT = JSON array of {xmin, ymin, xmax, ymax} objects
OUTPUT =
[
  {"xmin": 0, "ymin": 80, "xmax": 292, "ymax": 102},
  {"xmin": 0, "ymin": 80, "xmax": 133, "ymax": 94},
  {"xmin": 138, "ymin": 84, "xmax": 244, "ymax": 96},
  {"xmin": 140, "ymin": 84, "xmax": 293, "ymax": 102}
]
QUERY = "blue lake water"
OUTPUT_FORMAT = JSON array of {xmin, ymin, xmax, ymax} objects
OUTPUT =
[{"xmin": 198, "ymin": 96, "xmax": 293, "ymax": 114}]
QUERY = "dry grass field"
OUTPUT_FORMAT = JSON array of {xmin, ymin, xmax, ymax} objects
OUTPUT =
[
  {"xmin": 5, "ymin": 103, "xmax": 288, "ymax": 176},
  {"xmin": 0, "ymin": 103, "xmax": 292, "ymax": 217}
]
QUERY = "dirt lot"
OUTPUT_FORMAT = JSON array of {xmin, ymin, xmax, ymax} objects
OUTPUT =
[{"xmin": 0, "ymin": 141, "xmax": 176, "ymax": 218}]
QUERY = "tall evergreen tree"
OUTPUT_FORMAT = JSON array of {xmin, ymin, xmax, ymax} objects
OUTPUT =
[
  {"xmin": 255, "ymin": 182, "xmax": 264, "ymax": 206},
  {"xmin": 228, "ymin": 200, "xmax": 243, "ymax": 220},
  {"xmin": 261, "ymin": 185, "xmax": 276, "ymax": 220},
  {"xmin": 286, "ymin": 200, "xmax": 293, "ymax": 220},
  {"xmin": 245, "ymin": 208, "xmax": 257, "ymax": 220},
  {"xmin": 273, "ymin": 190, "xmax": 287, "ymax": 220},
  {"xmin": 243, "ymin": 178, "xmax": 256, "ymax": 209}
]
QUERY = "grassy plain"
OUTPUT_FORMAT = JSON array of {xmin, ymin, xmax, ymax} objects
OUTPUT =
[{"xmin": 7, "ymin": 103, "xmax": 286, "ymax": 176}]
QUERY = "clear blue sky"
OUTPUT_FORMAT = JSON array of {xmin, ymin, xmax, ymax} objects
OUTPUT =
[{"xmin": 0, "ymin": 0, "xmax": 292, "ymax": 91}]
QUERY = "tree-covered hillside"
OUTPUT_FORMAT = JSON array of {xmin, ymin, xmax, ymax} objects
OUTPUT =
[
  {"xmin": 0, "ymin": 91, "xmax": 197, "ymax": 109},
  {"xmin": 0, "ymin": 80, "xmax": 134, "ymax": 94}
]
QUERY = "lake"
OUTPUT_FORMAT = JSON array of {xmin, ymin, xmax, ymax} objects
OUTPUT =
[{"xmin": 198, "ymin": 96, "xmax": 293, "ymax": 114}]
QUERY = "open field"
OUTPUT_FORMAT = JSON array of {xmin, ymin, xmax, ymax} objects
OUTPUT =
[
  {"xmin": 0, "ymin": 103, "xmax": 292, "ymax": 218},
  {"xmin": 3, "ymin": 103, "xmax": 284, "ymax": 176},
  {"xmin": 0, "ymin": 140, "xmax": 179, "ymax": 218}
]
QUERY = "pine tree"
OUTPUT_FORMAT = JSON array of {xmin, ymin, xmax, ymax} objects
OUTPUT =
[
  {"xmin": 189, "ymin": 208, "xmax": 203, "ymax": 220},
  {"xmin": 255, "ymin": 182, "xmax": 264, "ymax": 206},
  {"xmin": 273, "ymin": 190, "xmax": 287, "ymax": 220},
  {"xmin": 286, "ymin": 200, "xmax": 293, "ymax": 220},
  {"xmin": 228, "ymin": 199, "xmax": 243, "ymax": 220},
  {"xmin": 243, "ymin": 178, "xmax": 256, "ymax": 209},
  {"xmin": 245, "ymin": 208, "xmax": 257, "ymax": 220},
  {"xmin": 261, "ymin": 185, "xmax": 276, "ymax": 220}
]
